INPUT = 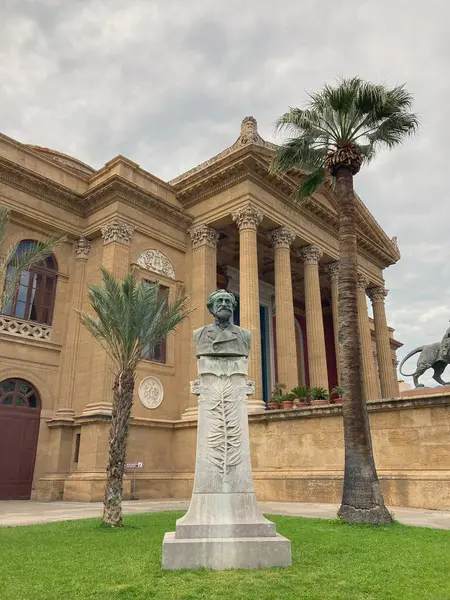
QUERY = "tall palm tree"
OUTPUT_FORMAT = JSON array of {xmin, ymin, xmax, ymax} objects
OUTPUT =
[
  {"xmin": 0, "ymin": 205, "xmax": 65, "ymax": 312},
  {"xmin": 272, "ymin": 77, "xmax": 418, "ymax": 524},
  {"xmin": 79, "ymin": 269, "xmax": 189, "ymax": 527}
]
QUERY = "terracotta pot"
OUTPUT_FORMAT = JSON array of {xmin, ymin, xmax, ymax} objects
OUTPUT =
[
  {"xmin": 310, "ymin": 399, "xmax": 329, "ymax": 406},
  {"xmin": 331, "ymin": 397, "xmax": 342, "ymax": 404},
  {"xmin": 294, "ymin": 400, "xmax": 309, "ymax": 408},
  {"xmin": 282, "ymin": 400, "xmax": 294, "ymax": 409},
  {"xmin": 267, "ymin": 402, "xmax": 279, "ymax": 410}
]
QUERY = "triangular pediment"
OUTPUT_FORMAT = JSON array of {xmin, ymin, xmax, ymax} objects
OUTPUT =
[{"xmin": 171, "ymin": 117, "xmax": 400, "ymax": 267}]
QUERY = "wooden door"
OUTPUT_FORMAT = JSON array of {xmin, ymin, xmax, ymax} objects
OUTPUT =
[{"xmin": 0, "ymin": 379, "xmax": 41, "ymax": 500}]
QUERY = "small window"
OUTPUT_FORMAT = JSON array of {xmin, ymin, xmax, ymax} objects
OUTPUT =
[
  {"xmin": 3, "ymin": 241, "xmax": 58, "ymax": 326},
  {"xmin": 74, "ymin": 433, "xmax": 81, "ymax": 463},
  {"xmin": 0, "ymin": 378, "xmax": 40, "ymax": 408},
  {"xmin": 141, "ymin": 282, "xmax": 168, "ymax": 364}
]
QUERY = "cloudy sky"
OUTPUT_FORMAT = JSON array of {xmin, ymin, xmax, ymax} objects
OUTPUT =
[{"xmin": 1, "ymin": 0, "xmax": 449, "ymax": 385}]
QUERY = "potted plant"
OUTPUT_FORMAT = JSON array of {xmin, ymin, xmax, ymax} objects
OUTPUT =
[
  {"xmin": 268, "ymin": 383, "xmax": 286, "ymax": 409},
  {"xmin": 331, "ymin": 385, "xmax": 343, "ymax": 404},
  {"xmin": 309, "ymin": 386, "xmax": 330, "ymax": 405},
  {"xmin": 291, "ymin": 385, "xmax": 310, "ymax": 408},
  {"xmin": 281, "ymin": 393, "xmax": 295, "ymax": 409}
]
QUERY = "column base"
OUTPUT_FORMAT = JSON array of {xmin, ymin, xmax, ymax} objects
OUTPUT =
[
  {"xmin": 162, "ymin": 532, "xmax": 291, "ymax": 570},
  {"xmin": 247, "ymin": 399, "xmax": 266, "ymax": 413}
]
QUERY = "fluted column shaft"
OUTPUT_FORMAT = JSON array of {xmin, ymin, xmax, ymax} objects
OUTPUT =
[
  {"xmin": 56, "ymin": 238, "xmax": 91, "ymax": 417},
  {"xmin": 183, "ymin": 225, "xmax": 219, "ymax": 419},
  {"xmin": 357, "ymin": 275, "xmax": 379, "ymax": 401},
  {"xmin": 299, "ymin": 245, "xmax": 328, "ymax": 390},
  {"xmin": 233, "ymin": 205, "xmax": 264, "ymax": 411},
  {"xmin": 271, "ymin": 227, "xmax": 298, "ymax": 392},
  {"xmin": 367, "ymin": 286, "xmax": 399, "ymax": 398},
  {"xmin": 327, "ymin": 262, "xmax": 340, "ymax": 384}
]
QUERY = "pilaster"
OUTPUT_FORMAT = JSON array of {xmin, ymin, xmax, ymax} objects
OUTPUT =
[{"xmin": 182, "ymin": 224, "xmax": 219, "ymax": 420}]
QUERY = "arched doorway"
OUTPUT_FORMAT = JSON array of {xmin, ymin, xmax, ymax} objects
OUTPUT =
[{"xmin": 0, "ymin": 379, "xmax": 41, "ymax": 500}]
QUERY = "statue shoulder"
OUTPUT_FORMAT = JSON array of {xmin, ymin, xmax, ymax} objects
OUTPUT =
[{"xmin": 193, "ymin": 326, "xmax": 207, "ymax": 344}]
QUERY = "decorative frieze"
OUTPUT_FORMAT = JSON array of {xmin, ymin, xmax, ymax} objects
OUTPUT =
[
  {"xmin": 0, "ymin": 315, "xmax": 51, "ymax": 341},
  {"xmin": 297, "ymin": 244, "xmax": 323, "ymax": 265},
  {"xmin": 269, "ymin": 226, "xmax": 295, "ymax": 249},
  {"xmin": 232, "ymin": 205, "xmax": 263, "ymax": 232},
  {"xmin": 367, "ymin": 286, "xmax": 388, "ymax": 303},
  {"xmin": 189, "ymin": 225, "xmax": 219, "ymax": 250},
  {"xmin": 137, "ymin": 249, "xmax": 175, "ymax": 279},
  {"xmin": 101, "ymin": 219, "xmax": 134, "ymax": 246},
  {"xmin": 74, "ymin": 237, "xmax": 91, "ymax": 260}
]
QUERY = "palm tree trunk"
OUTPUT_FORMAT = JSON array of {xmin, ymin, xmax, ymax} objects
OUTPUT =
[
  {"xmin": 103, "ymin": 368, "xmax": 135, "ymax": 527},
  {"xmin": 335, "ymin": 167, "xmax": 392, "ymax": 525}
]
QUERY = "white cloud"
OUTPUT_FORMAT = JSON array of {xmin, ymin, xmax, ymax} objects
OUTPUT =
[{"xmin": 1, "ymin": 0, "xmax": 449, "ymax": 387}]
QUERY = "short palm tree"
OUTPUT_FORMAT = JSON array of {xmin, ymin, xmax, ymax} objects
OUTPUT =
[
  {"xmin": 0, "ymin": 205, "xmax": 65, "ymax": 312},
  {"xmin": 79, "ymin": 269, "xmax": 189, "ymax": 527},
  {"xmin": 272, "ymin": 77, "xmax": 418, "ymax": 524}
]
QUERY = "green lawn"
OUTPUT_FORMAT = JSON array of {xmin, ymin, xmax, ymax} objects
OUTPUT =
[{"xmin": 1, "ymin": 512, "xmax": 449, "ymax": 600}]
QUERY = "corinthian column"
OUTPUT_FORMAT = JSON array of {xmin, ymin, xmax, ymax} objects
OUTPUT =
[
  {"xmin": 327, "ymin": 261, "xmax": 340, "ymax": 384},
  {"xmin": 367, "ymin": 286, "xmax": 399, "ymax": 398},
  {"xmin": 270, "ymin": 226, "xmax": 298, "ymax": 392},
  {"xmin": 183, "ymin": 225, "xmax": 219, "ymax": 419},
  {"xmin": 298, "ymin": 245, "xmax": 329, "ymax": 390},
  {"xmin": 232, "ymin": 204, "xmax": 265, "ymax": 412},
  {"xmin": 357, "ymin": 275, "xmax": 379, "ymax": 401}
]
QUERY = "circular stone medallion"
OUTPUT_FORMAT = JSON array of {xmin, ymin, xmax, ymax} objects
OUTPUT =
[{"xmin": 138, "ymin": 376, "xmax": 164, "ymax": 409}]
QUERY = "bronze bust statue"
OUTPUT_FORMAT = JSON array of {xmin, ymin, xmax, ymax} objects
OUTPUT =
[{"xmin": 193, "ymin": 290, "xmax": 251, "ymax": 358}]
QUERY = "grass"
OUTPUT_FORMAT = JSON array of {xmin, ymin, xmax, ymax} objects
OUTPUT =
[{"xmin": 1, "ymin": 512, "xmax": 449, "ymax": 600}]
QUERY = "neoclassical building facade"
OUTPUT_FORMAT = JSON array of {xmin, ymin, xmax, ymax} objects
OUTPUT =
[{"xmin": 0, "ymin": 117, "xmax": 406, "ymax": 502}]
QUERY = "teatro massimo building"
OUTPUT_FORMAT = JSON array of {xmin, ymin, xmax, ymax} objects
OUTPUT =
[{"xmin": 2, "ymin": 116, "xmax": 447, "ymax": 511}]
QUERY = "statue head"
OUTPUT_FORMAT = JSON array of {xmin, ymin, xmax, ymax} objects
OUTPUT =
[{"xmin": 207, "ymin": 289, "xmax": 237, "ymax": 324}]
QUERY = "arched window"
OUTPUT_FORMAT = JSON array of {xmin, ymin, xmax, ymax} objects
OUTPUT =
[
  {"xmin": 0, "ymin": 378, "xmax": 40, "ymax": 408},
  {"xmin": 3, "ymin": 241, "xmax": 58, "ymax": 326}
]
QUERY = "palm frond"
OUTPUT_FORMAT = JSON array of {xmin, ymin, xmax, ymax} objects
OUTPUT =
[
  {"xmin": 294, "ymin": 168, "xmax": 326, "ymax": 200},
  {"xmin": 273, "ymin": 77, "xmax": 418, "ymax": 189},
  {"xmin": 0, "ymin": 212, "xmax": 66, "ymax": 312},
  {"xmin": 79, "ymin": 269, "xmax": 190, "ymax": 373}
]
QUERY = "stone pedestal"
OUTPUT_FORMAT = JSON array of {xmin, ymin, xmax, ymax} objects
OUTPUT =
[{"xmin": 162, "ymin": 356, "xmax": 291, "ymax": 570}]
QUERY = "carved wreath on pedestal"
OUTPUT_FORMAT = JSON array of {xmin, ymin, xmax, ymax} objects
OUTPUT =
[
  {"xmin": 137, "ymin": 249, "xmax": 175, "ymax": 279},
  {"xmin": 139, "ymin": 376, "xmax": 164, "ymax": 409}
]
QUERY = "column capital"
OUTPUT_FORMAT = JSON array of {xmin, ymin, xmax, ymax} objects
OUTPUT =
[
  {"xmin": 326, "ymin": 261, "xmax": 339, "ymax": 280},
  {"xmin": 189, "ymin": 224, "xmax": 219, "ymax": 249},
  {"xmin": 101, "ymin": 219, "xmax": 134, "ymax": 246},
  {"xmin": 297, "ymin": 244, "xmax": 323, "ymax": 265},
  {"xmin": 270, "ymin": 226, "xmax": 295, "ymax": 249},
  {"xmin": 74, "ymin": 237, "xmax": 91, "ymax": 260},
  {"xmin": 367, "ymin": 286, "xmax": 388, "ymax": 302},
  {"xmin": 232, "ymin": 204, "xmax": 263, "ymax": 231},
  {"xmin": 357, "ymin": 274, "xmax": 370, "ymax": 292}
]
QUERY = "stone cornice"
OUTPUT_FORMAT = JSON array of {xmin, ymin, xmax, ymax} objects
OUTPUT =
[
  {"xmin": 80, "ymin": 175, "xmax": 193, "ymax": 231},
  {"xmin": 172, "ymin": 149, "xmax": 399, "ymax": 269},
  {"xmin": 0, "ymin": 156, "xmax": 83, "ymax": 214}
]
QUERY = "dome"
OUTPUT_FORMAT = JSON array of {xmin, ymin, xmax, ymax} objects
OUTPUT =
[{"xmin": 24, "ymin": 145, "xmax": 95, "ymax": 176}]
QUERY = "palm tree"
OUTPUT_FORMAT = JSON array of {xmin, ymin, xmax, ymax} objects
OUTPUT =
[
  {"xmin": 272, "ymin": 77, "xmax": 418, "ymax": 524},
  {"xmin": 79, "ymin": 269, "xmax": 189, "ymax": 527},
  {"xmin": 0, "ymin": 205, "xmax": 65, "ymax": 312}
]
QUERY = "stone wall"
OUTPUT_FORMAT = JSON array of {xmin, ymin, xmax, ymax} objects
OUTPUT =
[{"xmin": 166, "ymin": 393, "xmax": 450, "ymax": 510}]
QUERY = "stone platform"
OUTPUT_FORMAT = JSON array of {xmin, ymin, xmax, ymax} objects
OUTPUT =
[{"xmin": 162, "ymin": 531, "xmax": 291, "ymax": 570}]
